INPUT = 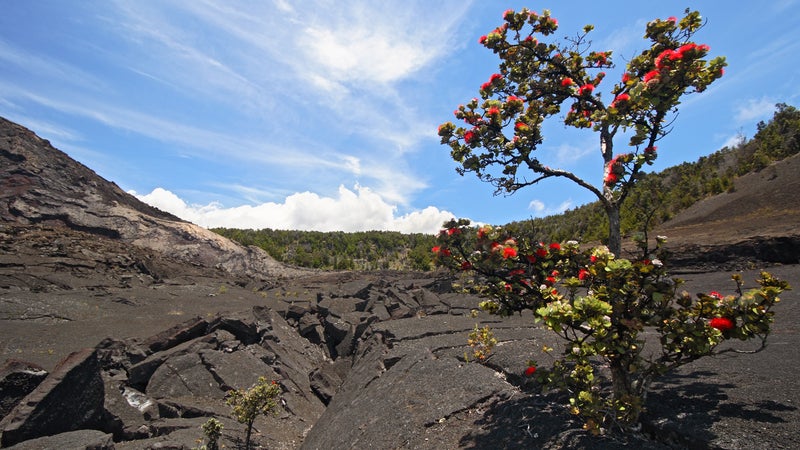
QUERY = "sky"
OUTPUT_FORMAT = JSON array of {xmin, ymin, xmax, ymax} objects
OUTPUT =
[{"xmin": 1, "ymin": 1, "xmax": 798, "ymax": 234}]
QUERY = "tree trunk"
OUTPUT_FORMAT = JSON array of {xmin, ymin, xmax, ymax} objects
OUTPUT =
[
  {"xmin": 606, "ymin": 204, "xmax": 622, "ymax": 257},
  {"xmin": 245, "ymin": 420, "xmax": 254, "ymax": 450},
  {"xmin": 609, "ymin": 356, "xmax": 642, "ymax": 427}
]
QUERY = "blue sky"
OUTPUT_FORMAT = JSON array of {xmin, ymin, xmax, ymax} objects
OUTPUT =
[{"xmin": 1, "ymin": 1, "xmax": 798, "ymax": 233}]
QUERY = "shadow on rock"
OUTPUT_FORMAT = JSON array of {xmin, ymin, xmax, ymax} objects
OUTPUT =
[
  {"xmin": 642, "ymin": 369, "xmax": 797, "ymax": 448},
  {"xmin": 458, "ymin": 388, "xmax": 671, "ymax": 450}
]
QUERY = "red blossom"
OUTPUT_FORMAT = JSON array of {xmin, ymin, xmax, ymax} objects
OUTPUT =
[
  {"xmin": 578, "ymin": 269, "xmax": 589, "ymax": 280},
  {"xmin": 480, "ymin": 81, "xmax": 492, "ymax": 91},
  {"xmin": 561, "ymin": 77, "xmax": 574, "ymax": 87},
  {"xmin": 504, "ymin": 283, "xmax": 512, "ymax": 292},
  {"xmin": 614, "ymin": 93, "xmax": 630, "ymax": 103},
  {"xmin": 524, "ymin": 365, "xmax": 536, "ymax": 376},
  {"xmin": 622, "ymin": 73, "xmax": 632, "ymax": 83},
  {"xmin": 709, "ymin": 317, "xmax": 735, "ymax": 331},
  {"xmin": 526, "ymin": 254, "xmax": 537, "ymax": 264},
  {"xmin": 461, "ymin": 261, "xmax": 472, "ymax": 270},
  {"xmin": 507, "ymin": 95, "xmax": 524, "ymax": 105},
  {"xmin": 536, "ymin": 248, "xmax": 548, "ymax": 258},
  {"xmin": 502, "ymin": 247, "xmax": 518, "ymax": 259},
  {"xmin": 503, "ymin": 9, "xmax": 514, "ymax": 20},
  {"xmin": 477, "ymin": 227, "xmax": 489, "ymax": 239},
  {"xmin": 709, "ymin": 291, "xmax": 724, "ymax": 300},
  {"xmin": 489, "ymin": 73, "xmax": 503, "ymax": 83},
  {"xmin": 487, "ymin": 106, "xmax": 500, "ymax": 116},
  {"xmin": 605, "ymin": 172, "xmax": 619, "ymax": 185},
  {"xmin": 545, "ymin": 276, "xmax": 556, "ymax": 285},
  {"xmin": 515, "ymin": 121, "xmax": 529, "ymax": 131},
  {"xmin": 578, "ymin": 84, "xmax": 595, "ymax": 95},
  {"xmin": 590, "ymin": 255, "xmax": 598, "ymax": 263},
  {"xmin": 643, "ymin": 70, "xmax": 660, "ymax": 84},
  {"xmin": 464, "ymin": 130, "xmax": 475, "ymax": 143},
  {"xmin": 549, "ymin": 242, "xmax": 561, "ymax": 251},
  {"xmin": 667, "ymin": 16, "xmax": 677, "ymax": 23},
  {"xmin": 432, "ymin": 246, "xmax": 451, "ymax": 256},
  {"xmin": 479, "ymin": 35, "xmax": 487, "ymax": 44},
  {"xmin": 447, "ymin": 227, "xmax": 459, "ymax": 235}
]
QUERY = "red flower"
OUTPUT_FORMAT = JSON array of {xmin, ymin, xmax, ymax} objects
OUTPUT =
[
  {"xmin": 590, "ymin": 255, "xmax": 597, "ymax": 263},
  {"xmin": 464, "ymin": 130, "xmax": 475, "ymax": 143},
  {"xmin": 524, "ymin": 365, "xmax": 536, "ymax": 376},
  {"xmin": 502, "ymin": 247, "xmax": 518, "ymax": 259},
  {"xmin": 605, "ymin": 172, "xmax": 619, "ymax": 185},
  {"xmin": 561, "ymin": 77, "xmax": 574, "ymax": 87},
  {"xmin": 480, "ymin": 81, "xmax": 492, "ymax": 91},
  {"xmin": 545, "ymin": 276, "xmax": 556, "ymax": 285},
  {"xmin": 667, "ymin": 16, "xmax": 677, "ymax": 23},
  {"xmin": 460, "ymin": 261, "xmax": 472, "ymax": 270},
  {"xmin": 643, "ymin": 70, "xmax": 660, "ymax": 84},
  {"xmin": 644, "ymin": 146, "xmax": 657, "ymax": 154},
  {"xmin": 478, "ymin": 35, "xmax": 487, "ymax": 44},
  {"xmin": 549, "ymin": 242, "xmax": 561, "ymax": 251},
  {"xmin": 526, "ymin": 254, "xmax": 537, "ymax": 264},
  {"xmin": 578, "ymin": 268, "xmax": 589, "ymax": 280},
  {"xmin": 578, "ymin": 84, "xmax": 594, "ymax": 95},
  {"xmin": 709, "ymin": 291, "xmax": 724, "ymax": 300},
  {"xmin": 710, "ymin": 317, "xmax": 735, "ymax": 331},
  {"xmin": 536, "ymin": 247, "xmax": 548, "ymax": 258},
  {"xmin": 515, "ymin": 121, "xmax": 529, "ymax": 132},
  {"xmin": 477, "ymin": 227, "xmax": 489, "ymax": 239},
  {"xmin": 613, "ymin": 93, "xmax": 630, "ymax": 104},
  {"xmin": 489, "ymin": 73, "xmax": 503, "ymax": 83},
  {"xmin": 507, "ymin": 95, "xmax": 524, "ymax": 106},
  {"xmin": 622, "ymin": 73, "xmax": 632, "ymax": 83},
  {"xmin": 487, "ymin": 106, "xmax": 500, "ymax": 116},
  {"xmin": 446, "ymin": 227, "xmax": 459, "ymax": 235}
]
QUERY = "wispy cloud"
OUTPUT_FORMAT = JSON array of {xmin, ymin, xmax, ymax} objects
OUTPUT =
[
  {"xmin": 734, "ymin": 97, "xmax": 776, "ymax": 124},
  {"xmin": 528, "ymin": 199, "xmax": 573, "ymax": 218}
]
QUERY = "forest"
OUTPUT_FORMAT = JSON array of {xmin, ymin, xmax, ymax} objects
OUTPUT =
[{"xmin": 213, "ymin": 103, "xmax": 799, "ymax": 271}]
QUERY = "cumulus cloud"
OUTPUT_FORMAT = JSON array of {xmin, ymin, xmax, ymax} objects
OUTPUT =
[{"xmin": 133, "ymin": 186, "xmax": 455, "ymax": 234}]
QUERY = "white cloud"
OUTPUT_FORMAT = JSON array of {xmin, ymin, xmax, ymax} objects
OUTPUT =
[
  {"xmin": 528, "ymin": 199, "xmax": 572, "ymax": 218},
  {"xmin": 133, "ymin": 185, "xmax": 455, "ymax": 234},
  {"xmin": 734, "ymin": 97, "xmax": 776, "ymax": 124}
]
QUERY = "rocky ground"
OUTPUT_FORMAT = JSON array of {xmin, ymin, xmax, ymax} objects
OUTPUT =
[{"xmin": 1, "ymin": 117, "xmax": 799, "ymax": 449}]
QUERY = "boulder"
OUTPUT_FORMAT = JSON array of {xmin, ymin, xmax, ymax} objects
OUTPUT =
[
  {"xmin": 0, "ymin": 359, "xmax": 48, "ymax": 419},
  {"xmin": 3, "ymin": 429, "xmax": 114, "ymax": 450},
  {"xmin": 0, "ymin": 348, "xmax": 105, "ymax": 447},
  {"xmin": 146, "ymin": 353, "xmax": 223, "ymax": 400}
]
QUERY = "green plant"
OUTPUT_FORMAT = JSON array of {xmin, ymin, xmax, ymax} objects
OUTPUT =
[
  {"xmin": 434, "ymin": 220, "xmax": 789, "ymax": 433},
  {"xmin": 195, "ymin": 418, "xmax": 223, "ymax": 450},
  {"xmin": 225, "ymin": 377, "xmax": 282, "ymax": 450},
  {"xmin": 467, "ymin": 323, "xmax": 498, "ymax": 362},
  {"xmin": 437, "ymin": 8, "xmax": 726, "ymax": 256}
]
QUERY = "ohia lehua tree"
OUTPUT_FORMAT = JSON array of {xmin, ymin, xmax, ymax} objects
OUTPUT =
[{"xmin": 435, "ymin": 8, "xmax": 789, "ymax": 433}]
